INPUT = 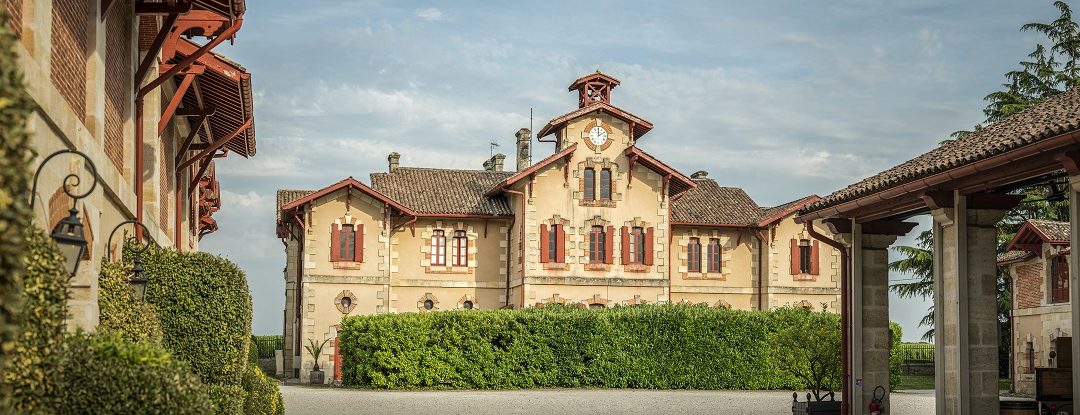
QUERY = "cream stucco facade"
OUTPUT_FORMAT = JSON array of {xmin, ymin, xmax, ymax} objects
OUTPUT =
[{"xmin": 276, "ymin": 72, "xmax": 842, "ymax": 382}]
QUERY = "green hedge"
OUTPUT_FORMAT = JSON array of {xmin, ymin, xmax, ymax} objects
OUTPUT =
[
  {"xmin": 98, "ymin": 260, "xmax": 164, "ymax": 344},
  {"xmin": 890, "ymin": 322, "xmax": 903, "ymax": 390},
  {"xmin": 56, "ymin": 333, "xmax": 215, "ymax": 415},
  {"xmin": 242, "ymin": 364, "xmax": 285, "ymax": 415},
  {"xmin": 0, "ymin": 4, "xmax": 36, "ymax": 412},
  {"xmin": 206, "ymin": 384, "xmax": 245, "ymax": 415},
  {"xmin": 6, "ymin": 229, "xmax": 69, "ymax": 412},
  {"xmin": 136, "ymin": 245, "xmax": 253, "ymax": 385},
  {"xmin": 340, "ymin": 305, "xmax": 900, "ymax": 390}
]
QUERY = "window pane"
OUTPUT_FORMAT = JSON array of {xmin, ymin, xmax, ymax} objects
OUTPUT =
[
  {"xmin": 590, "ymin": 226, "xmax": 603, "ymax": 263},
  {"xmin": 549, "ymin": 225, "xmax": 558, "ymax": 262},
  {"xmin": 584, "ymin": 169, "xmax": 595, "ymax": 200},
  {"xmin": 600, "ymin": 169, "xmax": 611, "ymax": 200},
  {"xmin": 688, "ymin": 238, "xmax": 701, "ymax": 272},
  {"xmin": 799, "ymin": 243, "xmax": 812, "ymax": 274}
]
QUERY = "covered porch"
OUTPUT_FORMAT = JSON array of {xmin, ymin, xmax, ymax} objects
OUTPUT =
[{"xmin": 796, "ymin": 87, "xmax": 1080, "ymax": 414}]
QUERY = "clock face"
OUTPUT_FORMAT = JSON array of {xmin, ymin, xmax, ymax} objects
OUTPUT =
[{"xmin": 588, "ymin": 126, "xmax": 609, "ymax": 146}]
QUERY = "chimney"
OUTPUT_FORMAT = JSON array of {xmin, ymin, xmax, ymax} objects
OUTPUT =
[
  {"xmin": 483, "ymin": 153, "xmax": 506, "ymax": 172},
  {"xmin": 515, "ymin": 128, "xmax": 531, "ymax": 171},
  {"xmin": 691, "ymin": 170, "xmax": 708, "ymax": 179},
  {"xmin": 388, "ymin": 152, "xmax": 400, "ymax": 172}
]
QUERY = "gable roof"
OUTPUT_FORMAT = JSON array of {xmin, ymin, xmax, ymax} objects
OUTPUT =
[
  {"xmin": 1028, "ymin": 219, "xmax": 1071, "ymax": 242},
  {"xmin": 371, "ymin": 168, "xmax": 514, "ymax": 216},
  {"xmin": 484, "ymin": 144, "xmax": 577, "ymax": 196},
  {"xmin": 279, "ymin": 177, "xmax": 416, "ymax": 217},
  {"xmin": 624, "ymin": 146, "xmax": 697, "ymax": 197},
  {"xmin": 757, "ymin": 195, "xmax": 821, "ymax": 226},
  {"xmin": 997, "ymin": 250, "xmax": 1035, "ymax": 265},
  {"xmin": 671, "ymin": 178, "xmax": 761, "ymax": 226},
  {"xmin": 276, "ymin": 189, "xmax": 314, "ymax": 221},
  {"xmin": 537, "ymin": 101, "xmax": 654, "ymax": 140},
  {"xmin": 801, "ymin": 86, "xmax": 1080, "ymax": 217}
]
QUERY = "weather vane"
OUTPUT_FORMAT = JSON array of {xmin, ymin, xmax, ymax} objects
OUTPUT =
[{"xmin": 490, "ymin": 141, "xmax": 499, "ymax": 156}]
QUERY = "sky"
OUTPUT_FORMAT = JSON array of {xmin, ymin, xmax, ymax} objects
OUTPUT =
[{"xmin": 200, "ymin": 0, "xmax": 1066, "ymax": 341}]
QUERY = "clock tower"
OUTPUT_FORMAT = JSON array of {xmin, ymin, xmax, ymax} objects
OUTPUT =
[{"xmin": 570, "ymin": 71, "xmax": 620, "ymax": 108}]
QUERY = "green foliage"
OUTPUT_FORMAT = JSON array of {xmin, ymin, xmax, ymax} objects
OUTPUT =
[
  {"xmin": 135, "ymin": 245, "xmax": 253, "ymax": 385},
  {"xmin": 98, "ymin": 260, "xmax": 164, "ymax": 344},
  {"xmin": 339, "ymin": 305, "xmax": 904, "ymax": 391},
  {"xmin": 249, "ymin": 336, "xmax": 259, "ymax": 366},
  {"xmin": 55, "ymin": 332, "xmax": 215, "ymax": 415},
  {"xmin": 770, "ymin": 308, "xmax": 840, "ymax": 401},
  {"xmin": 205, "ymin": 384, "xmax": 244, "ymax": 415},
  {"xmin": 0, "ymin": 5, "xmax": 35, "ymax": 412},
  {"xmin": 242, "ymin": 364, "xmax": 285, "ymax": 415},
  {"xmin": 889, "ymin": 322, "xmax": 903, "ymax": 390},
  {"xmin": 6, "ymin": 229, "xmax": 70, "ymax": 413}
]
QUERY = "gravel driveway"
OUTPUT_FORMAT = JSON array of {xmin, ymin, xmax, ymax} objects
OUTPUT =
[{"xmin": 281, "ymin": 385, "xmax": 935, "ymax": 415}]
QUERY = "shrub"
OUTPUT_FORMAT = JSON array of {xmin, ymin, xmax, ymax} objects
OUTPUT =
[
  {"xmin": 206, "ymin": 384, "xmax": 245, "ymax": 415},
  {"xmin": 98, "ymin": 260, "xmax": 164, "ymax": 344},
  {"xmin": 770, "ymin": 308, "xmax": 840, "ymax": 400},
  {"xmin": 242, "ymin": 363, "xmax": 285, "ymax": 415},
  {"xmin": 136, "ymin": 245, "xmax": 253, "ymax": 385},
  {"xmin": 0, "ymin": 4, "xmax": 36, "ymax": 412},
  {"xmin": 6, "ymin": 229, "xmax": 69, "ymax": 412},
  {"xmin": 889, "ymin": 322, "xmax": 903, "ymax": 390},
  {"xmin": 56, "ymin": 333, "xmax": 215, "ymax": 415}
]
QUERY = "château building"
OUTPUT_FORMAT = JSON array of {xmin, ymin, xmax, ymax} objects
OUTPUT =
[{"xmin": 275, "ymin": 72, "xmax": 842, "ymax": 382}]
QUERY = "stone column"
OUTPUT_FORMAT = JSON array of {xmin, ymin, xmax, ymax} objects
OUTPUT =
[{"xmin": 929, "ymin": 190, "xmax": 1020, "ymax": 414}]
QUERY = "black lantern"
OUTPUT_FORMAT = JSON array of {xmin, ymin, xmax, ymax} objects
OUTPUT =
[
  {"xmin": 107, "ymin": 219, "xmax": 153, "ymax": 301},
  {"xmin": 31, "ymin": 150, "xmax": 99, "ymax": 278}
]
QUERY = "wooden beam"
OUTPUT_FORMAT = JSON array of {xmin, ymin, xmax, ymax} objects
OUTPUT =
[
  {"xmin": 157, "ymin": 69, "xmax": 200, "ymax": 134},
  {"xmin": 176, "ymin": 117, "xmax": 252, "ymax": 170},
  {"xmin": 174, "ymin": 114, "xmax": 206, "ymax": 166},
  {"xmin": 135, "ymin": 0, "xmax": 192, "ymax": 15},
  {"xmin": 135, "ymin": 11, "xmax": 179, "ymax": 89}
]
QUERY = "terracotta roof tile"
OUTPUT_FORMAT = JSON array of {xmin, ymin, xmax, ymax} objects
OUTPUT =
[
  {"xmin": 276, "ymin": 189, "xmax": 314, "ymax": 221},
  {"xmin": 370, "ymin": 167, "xmax": 514, "ymax": 216},
  {"xmin": 802, "ymin": 87, "xmax": 1080, "ymax": 215},
  {"xmin": 997, "ymin": 249, "xmax": 1034, "ymax": 264},
  {"xmin": 1028, "ymin": 219, "xmax": 1070, "ymax": 242},
  {"xmin": 757, "ymin": 195, "xmax": 819, "ymax": 226},
  {"xmin": 671, "ymin": 178, "xmax": 761, "ymax": 226}
]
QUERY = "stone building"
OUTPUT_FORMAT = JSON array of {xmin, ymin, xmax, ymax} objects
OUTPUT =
[
  {"xmin": 999, "ymin": 219, "xmax": 1073, "ymax": 396},
  {"xmin": 5, "ymin": 0, "xmax": 257, "ymax": 329},
  {"xmin": 276, "ymin": 72, "xmax": 843, "ymax": 382}
]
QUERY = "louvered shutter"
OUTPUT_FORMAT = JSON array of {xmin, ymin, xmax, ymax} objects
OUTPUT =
[
  {"xmin": 644, "ymin": 227, "xmax": 655, "ymax": 265},
  {"xmin": 605, "ymin": 226, "xmax": 615, "ymax": 264},
  {"xmin": 555, "ymin": 225, "xmax": 566, "ymax": 263},
  {"xmin": 621, "ymin": 226, "xmax": 630, "ymax": 265},
  {"xmin": 540, "ymin": 224, "xmax": 550, "ymax": 263},
  {"xmin": 789, "ymin": 239, "xmax": 800, "ymax": 275},
  {"xmin": 810, "ymin": 240, "xmax": 820, "ymax": 275},
  {"xmin": 330, "ymin": 224, "xmax": 342, "ymax": 262},
  {"xmin": 355, "ymin": 224, "xmax": 365, "ymax": 263}
]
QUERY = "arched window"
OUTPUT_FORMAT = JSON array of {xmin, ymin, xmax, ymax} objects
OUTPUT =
[
  {"xmin": 599, "ymin": 169, "xmax": 612, "ymax": 200},
  {"xmin": 431, "ymin": 230, "xmax": 446, "ymax": 266},
  {"xmin": 707, "ymin": 238, "xmax": 721, "ymax": 272},
  {"xmin": 452, "ymin": 230, "xmax": 468, "ymax": 266},
  {"xmin": 583, "ymin": 168, "xmax": 596, "ymax": 200},
  {"xmin": 687, "ymin": 238, "xmax": 702, "ymax": 272},
  {"xmin": 589, "ymin": 226, "xmax": 606, "ymax": 264}
]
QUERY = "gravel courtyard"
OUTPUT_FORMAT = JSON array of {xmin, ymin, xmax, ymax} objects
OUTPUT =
[{"xmin": 281, "ymin": 385, "xmax": 935, "ymax": 415}]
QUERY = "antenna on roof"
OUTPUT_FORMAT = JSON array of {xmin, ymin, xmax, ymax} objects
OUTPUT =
[
  {"xmin": 529, "ymin": 108, "xmax": 533, "ymax": 161},
  {"xmin": 490, "ymin": 141, "xmax": 499, "ymax": 157}
]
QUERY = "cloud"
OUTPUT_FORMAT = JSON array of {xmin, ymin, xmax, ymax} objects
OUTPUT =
[{"xmin": 415, "ymin": 7, "xmax": 444, "ymax": 21}]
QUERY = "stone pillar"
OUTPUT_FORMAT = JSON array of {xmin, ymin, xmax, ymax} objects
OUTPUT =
[{"xmin": 929, "ymin": 191, "xmax": 1020, "ymax": 414}]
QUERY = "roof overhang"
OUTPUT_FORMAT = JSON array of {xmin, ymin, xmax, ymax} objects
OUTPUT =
[
  {"xmin": 1005, "ymin": 220, "xmax": 1070, "ymax": 253},
  {"xmin": 484, "ymin": 144, "xmax": 577, "ymax": 197},
  {"xmin": 669, "ymin": 222, "xmax": 761, "ymax": 229},
  {"xmin": 623, "ymin": 146, "xmax": 696, "ymax": 197},
  {"xmin": 280, "ymin": 177, "xmax": 418, "ymax": 219},
  {"xmin": 172, "ymin": 38, "xmax": 255, "ymax": 157},
  {"xmin": 537, "ymin": 102, "xmax": 653, "ymax": 140},
  {"xmin": 757, "ymin": 195, "xmax": 821, "ymax": 227}
]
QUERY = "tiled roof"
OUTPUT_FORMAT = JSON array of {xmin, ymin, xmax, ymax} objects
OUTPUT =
[
  {"xmin": 758, "ymin": 195, "xmax": 820, "ymax": 226},
  {"xmin": 537, "ymin": 101, "xmax": 654, "ymax": 140},
  {"xmin": 1029, "ymin": 219, "xmax": 1070, "ymax": 242},
  {"xmin": 671, "ymin": 178, "xmax": 761, "ymax": 226},
  {"xmin": 997, "ymin": 249, "xmax": 1034, "ymax": 264},
  {"xmin": 276, "ymin": 189, "xmax": 314, "ymax": 221},
  {"xmin": 802, "ymin": 87, "xmax": 1080, "ymax": 215},
  {"xmin": 371, "ymin": 168, "xmax": 514, "ymax": 216}
]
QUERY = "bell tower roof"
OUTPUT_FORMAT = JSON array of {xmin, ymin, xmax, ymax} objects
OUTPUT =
[{"xmin": 569, "ymin": 71, "xmax": 621, "ymax": 108}]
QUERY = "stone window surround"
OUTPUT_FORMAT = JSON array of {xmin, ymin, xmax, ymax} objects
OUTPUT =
[
  {"xmin": 791, "ymin": 230, "xmax": 817, "ymax": 282},
  {"xmin": 576, "ymin": 157, "xmax": 621, "ymax": 208},
  {"xmin": 1046, "ymin": 247, "xmax": 1070, "ymax": 305},
  {"xmin": 582, "ymin": 216, "xmax": 611, "ymax": 271},
  {"xmin": 335, "ymin": 290, "xmax": 357, "ymax": 314},
  {"xmin": 421, "ymin": 221, "xmax": 477, "ymax": 274},
  {"xmin": 678, "ymin": 228, "xmax": 730, "ymax": 280},
  {"xmin": 621, "ymin": 217, "xmax": 653, "ymax": 273},
  {"xmin": 457, "ymin": 293, "xmax": 478, "ymax": 310},
  {"xmin": 543, "ymin": 216, "xmax": 572, "ymax": 270},
  {"xmin": 584, "ymin": 294, "xmax": 609, "ymax": 308},
  {"xmin": 330, "ymin": 214, "xmax": 364, "ymax": 269},
  {"xmin": 536, "ymin": 293, "xmax": 567, "ymax": 308},
  {"xmin": 417, "ymin": 292, "xmax": 440, "ymax": 312}
]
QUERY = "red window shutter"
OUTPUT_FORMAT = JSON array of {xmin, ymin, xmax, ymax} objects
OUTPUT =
[
  {"xmin": 605, "ymin": 226, "xmax": 615, "ymax": 264},
  {"xmin": 810, "ymin": 240, "xmax": 820, "ymax": 275},
  {"xmin": 355, "ymin": 223, "xmax": 365, "ymax": 263},
  {"xmin": 556, "ymin": 225, "xmax": 566, "ymax": 263},
  {"xmin": 789, "ymin": 239, "xmax": 800, "ymax": 275},
  {"xmin": 330, "ymin": 224, "xmax": 342, "ymax": 262},
  {"xmin": 644, "ymin": 227, "xmax": 654, "ymax": 265},
  {"xmin": 540, "ymin": 224, "xmax": 550, "ymax": 263},
  {"xmin": 621, "ymin": 226, "xmax": 630, "ymax": 265}
]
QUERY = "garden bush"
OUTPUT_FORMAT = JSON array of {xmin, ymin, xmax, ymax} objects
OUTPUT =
[
  {"xmin": 242, "ymin": 363, "xmax": 285, "ymax": 415},
  {"xmin": 339, "ymin": 305, "xmax": 901, "ymax": 390},
  {"xmin": 98, "ymin": 260, "xmax": 164, "ymax": 344},
  {"xmin": 0, "ymin": 4, "xmax": 36, "ymax": 412},
  {"xmin": 135, "ymin": 245, "xmax": 253, "ymax": 385},
  {"xmin": 56, "ymin": 333, "xmax": 215, "ymax": 415},
  {"xmin": 889, "ymin": 322, "xmax": 903, "ymax": 390},
  {"xmin": 206, "ymin": 384, "xmax": 245, "ymax": 415}
]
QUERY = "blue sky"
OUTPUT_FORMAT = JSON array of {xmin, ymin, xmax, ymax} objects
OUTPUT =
[{"xmin": 201, "ymin": 0, "xmax": 1065, "ymax": 340}]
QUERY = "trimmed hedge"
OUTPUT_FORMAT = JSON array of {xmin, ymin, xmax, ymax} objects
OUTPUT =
[
  {"xmin": 98, "ymin": 260, "xmax": 164, "ymax": 344},
  {"xmin": 0, "ymin": 4, "xmax": 36, "ymax": 412},
  {"xmin": 242, "ymin": 364, "xmax": 285, "ymax": 415},
  {"xmin": 56, "ymin": 333, "xmax": 215, "ymax": 415},
  {"xmin": 136, "ymin": 245, "xmax": 253, "ymax": 385},
  {"xmin": 889, "ymin": 322, "xmax": 903, "ymax": 390},
  {"xmin": 6, "ymin": 229, "xmax": 69, "ymax": 412},
  {"xmin": 341, "ymin": 305, "xmax": 899, "ymax": 390},
  {"xmin": 206, "ymin": 384, "xmax": 245, "ymax": 415}
]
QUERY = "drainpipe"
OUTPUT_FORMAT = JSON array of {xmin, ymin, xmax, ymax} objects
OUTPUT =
[
  {"xmin": 667, "ymin": 191, "xmax": 689, "ymax": 303},
  {"xmin": 805, "ymin": 221, "xmax": 850, "ymax": 415},
  {"xmin": 502, "ymin": 187, "xmax": 527, "ymax": 307},
  {"xmin": 504, "ymin": 214, "xmax": 515, "ymax": 308},
  {"xmin": 753, "ymin": 229, "xmax": 768, "ymax": 311}
]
